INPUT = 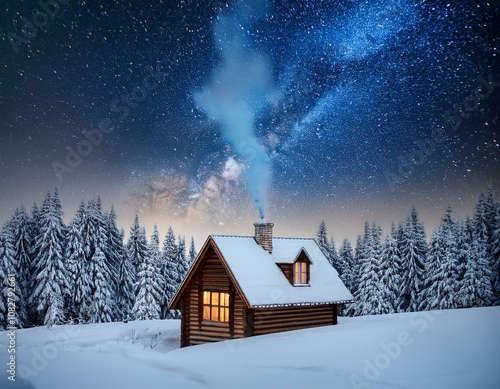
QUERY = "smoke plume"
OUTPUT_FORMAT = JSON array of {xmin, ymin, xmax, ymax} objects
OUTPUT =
[{"xmin": 194, "ymin": 0, "xmax": 276, "ymax": 219}]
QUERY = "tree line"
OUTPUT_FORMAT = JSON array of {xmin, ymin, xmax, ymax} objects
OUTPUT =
[
  {"xmin": 316, "ymin": 188, "xmax": 500, "ymax": 316},
  {"xmin": 0, "ymin": 188, "xmax": 197, "ymax": 328},
  {"xmin": 2, "ymin": 187, "xmax": 498, "ymax": 329}
]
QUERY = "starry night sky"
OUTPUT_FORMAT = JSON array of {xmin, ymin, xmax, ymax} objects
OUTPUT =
[{"xmin": 1, "ymin": 0, "xmax": 499, "ymax": 245}]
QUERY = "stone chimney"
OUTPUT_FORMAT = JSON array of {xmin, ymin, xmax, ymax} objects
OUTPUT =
[{"xmin": 254, "ymin": 222, "xmax": 274, "ymax": 252}]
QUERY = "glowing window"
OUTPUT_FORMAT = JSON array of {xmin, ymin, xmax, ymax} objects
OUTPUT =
[
  {"xmin": 203, "ymin": 291, "xmax": 230, "ymax": 322},
  {"xmin": 294, "ymin": 261, "xmax": 308, "ymax": 285}
]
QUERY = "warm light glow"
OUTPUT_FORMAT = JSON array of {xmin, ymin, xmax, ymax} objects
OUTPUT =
[
  {"xmin": 203, "ymin": 291, "xmax": 230, "ymax": 322},
  {"xmin": 294, "ymin": 261, "xmax": 308, "ymax": 284}
]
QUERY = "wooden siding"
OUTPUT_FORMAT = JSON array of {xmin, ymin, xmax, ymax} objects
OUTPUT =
[
  {"xmin": 252, "ymin": 304, "xmax": 338, "ymax": 336},
  {"xmin": 182, "ymin": 246, "xmax": 247, "ymax": 346},
  {"xmin": 276, "ymin": 263, "xmax": 294, "ymax": 285},
  {"xmin": 180, "ymin": 296, "xmax": 189, "ymax": 347},
  {"xmin": 181, "ymin": 272, "xmax": 200, "ymax": 347},
  {"xmin": 233, "ymin": 292, "xmax": 246, "ymax": 338},
  {"xmin": 201, "ymin": 249, "xmax": 231, "ymax": 291}
]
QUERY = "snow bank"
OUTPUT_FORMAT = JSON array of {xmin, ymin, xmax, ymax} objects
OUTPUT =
[{"xmin": 1, "ymin": 307, "xmax": 499, "ymax": 389}]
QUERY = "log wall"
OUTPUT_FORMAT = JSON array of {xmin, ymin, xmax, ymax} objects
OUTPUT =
[
  {"xmin": 251, "ymin": 304, "xmax": 338, "ymax": 336},
  {"xmin": 182, "ymin": 246, "xmax": 246, "ymax": 346}
]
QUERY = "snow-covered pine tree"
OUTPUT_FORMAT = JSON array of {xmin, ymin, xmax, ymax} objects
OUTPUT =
[
  {"xmin": 455, "ymin": 218, "xmax": 472, "ymax": 282},
  {"xmin": 316, "ymin": 221, "xmax": 337, "ymax": 270},
  {"xmin": 344, "ymin": 235, "xmax": 363, "ymax": 316},
  {"xmin": 397, "ymin": 207, "xmax": 427, "ymax": 312},
  {"xmin": 368, "ymin": 223, "xmax": 389, "ymax": 315},
  {"xmin": 149, "ymin": 225, "xmax": 163, "ymax": 270},
  {"xmin": 88, "ymin": 247, "xmax": 114, "ymax": 323},
  {"xmin": 484, "ymin": 185, "xmax": 498, "ymax": 239},
  {"xmin": 126, "ymin": 214, "xmax": 148, "ymax": 280},
  {"xmin": 176, "ymin": 235, "xmax": 189, "ymax": 285},
  {"xmin": 27, "ymin": 202, "xmax": 42, "ymax": 323},
  {"xmin": 81, "ymin": 198, "xmax": 117, "ymax": 321},
  {"xmin": 10, "ymin": 206, "xmax": 31, "ymax": 327},
  {"xmin": 171, "ymin": 235, "xmax": 190, "ymax": 319},
  {"xmin": 351, "ymin": 223, "xmax": 382, "ymax": 316},
  {"xmin": 338, "ymin": 239, "xmax": 354, "ymax": 316},
  {"xmin": 104, "ymin": 206, "xmax": 124, "ymax": 303},
  {"xmin": 459, "ymin": 218, "xmax": 493, "ymax": 308},
  {"xmin": 391, "ymin": 222, "xmax": 406, "ymax": 312},
  {"xmin": 44, "ymin": 294, "xmax": 64, "ymax": 328},
  {"xmin": 65, "ymin": 221, "xmax": 86, "ymax": 321},
  {"xmin": 0, "ymin": 223, "xmax": 16, "ymax": 329},
  {"xmin": 53, "ymin": 188, "xmax": 65, "ymax": 228},
  {"xmin": 29, "ymin": 202, "xmax": 41, "ymax": 245},
  {"xmin": 116, "ymin": 227, "xmax": 135, "ymax": 321},
  {"xmin": 419, "ymin": 229, "xmax": 440, "ymax": 311},
  {"xmin": 132, "ymin": 227, "xmax": 163, "ymax": 321},
  {"xmin": 88, "ymin": 198, "xmax": 109, "ymax": 253},
  {"xmin": 492, "ymin": 205, "xmax": 500, "ymax": 304},
  {"xmin": 329, "ymin": 237, "xmax": 344, "ymax": 276},
  {"xmin": 316, "ymin": 220, "xmax": 329, "ymax": 256},
  {"xmin": 161, "ymin": 227, "xmax": 179, "ymax": 319},
  {"xmin": 428, "ymin": 206, "xmax": 461, "ymax": 310},
  {"xmin": 80, "ymin": 198, "xmax": 107, "ymax": 259},
  {"xmin": 351, "ymin": 234, "xmax": 364, "ymax": 296},
  {"xmin": 29, "ymin": 191, "xmax": 70, "ymax": 326},
  {"xmin": 338, "ymin": 239, "xmax": 354, "ymax": 293},
  {"xmin": 482, "ymin": 187, "xmax": 500, "ymax": 304},
  {"xmin": 29, "ymin": 202, "xmax": 41, "ymax": 243},
  {"xmin": 345, "ymin": 234, "xmax": 364, "ymax": 316},
  {"xmin": 378, "ymin": 230, "xmax": 400, "ymax": 314},
  {"xmin": 381, "ymin": 230, "xmax": 401, "ymax": 313},
  {"xmin": 346, "ymin": 222, "xmax": 371, "ymax": 316},
  {"xmin": 189, "ymin": 236, "xmax": 197, "ymax": 265},
  {"xmin": 371, "ymin": 223, "xmax": 383, "ymax": 264},
  {"xmin": 65, "ymin": 202, "xmax": 91, "ymax": 323},
  {"xmin": 473, "ymin": 192, "xmax": 496, "ymax": 303},
  {"xmin": 80, "ymin": 203, "xmax": 93, "ymax": 264}
]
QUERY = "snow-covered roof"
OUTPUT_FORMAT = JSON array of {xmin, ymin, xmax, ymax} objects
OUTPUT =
[{"xmin": 211, "ymin": 235, "xmax": 353, "ymax": 307}]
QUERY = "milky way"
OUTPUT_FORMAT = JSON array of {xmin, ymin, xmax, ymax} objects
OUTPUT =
[{"xmin": 0, "ymin": 0, "xmax": 499, "ymax": 243}]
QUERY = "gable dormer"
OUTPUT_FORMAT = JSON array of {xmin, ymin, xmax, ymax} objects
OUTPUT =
[
  {"xmin": 276, "ymin": 248, "xmax": 313, "ymax": 286},
  {"xmin": 293, "ymin": 250, "xmax": 312, "ymax": 286}
]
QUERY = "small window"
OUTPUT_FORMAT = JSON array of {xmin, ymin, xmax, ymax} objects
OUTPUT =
[
  {"xmin": 203, "ymin": 291, "xmax": 229, "ymax": 322},
  {"xmin": 294, "ymin": 261, "xmax": 308, "ymax": 285}
]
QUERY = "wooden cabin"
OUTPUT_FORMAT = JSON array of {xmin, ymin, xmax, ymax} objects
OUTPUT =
[{"xmin": 169, "ymin": 222, "xmax": 352, "ymax": 347}]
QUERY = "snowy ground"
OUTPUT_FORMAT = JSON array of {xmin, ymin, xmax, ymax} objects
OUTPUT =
[{"xmin": 1, "ymin": 306, "xmax": 499, "ymax": 389}]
